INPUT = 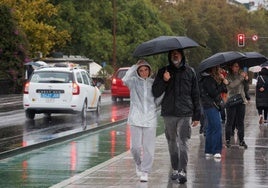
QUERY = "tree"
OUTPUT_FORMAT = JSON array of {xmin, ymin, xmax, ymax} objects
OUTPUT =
[
  {"xmin": 49, "ymin": 0, "xmax": 173, "ymax": 70},
  {"xmin": 0, "ymin": 0, "xmax": 70, "ymax": 57},
  {"xmin": 0, "ymin": 5, "xmax": 29, "ymax": 93}
]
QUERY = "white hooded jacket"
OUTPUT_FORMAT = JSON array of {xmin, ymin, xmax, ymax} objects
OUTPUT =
[{"xmin": 122, "ymin": 62, "xmax": 157, "ymax": 127}]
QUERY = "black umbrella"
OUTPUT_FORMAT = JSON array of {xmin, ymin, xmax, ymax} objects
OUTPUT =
[
  {"xmin": 261, "ymin": 61, "xmax": 268, "ymax": 67},
  {"xmin": 133, "ymin": 36, "xmax": 199, "ymax": 57},
  {"xmin": 238, "ymin": 52, "xmax": 268, "ymax": 68},
  {"xmin": 198, "ymin": 51, "xmax": 245, "ymax": 72}
]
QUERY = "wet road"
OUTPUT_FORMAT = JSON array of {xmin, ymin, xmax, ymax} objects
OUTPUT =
[
  {"xmin": 0, "ymin": 114, "xmax": 165, "ymax": 188},
  {"xmin": 0, "ymin": 94, "xmax": 130, "ymax": 155}
]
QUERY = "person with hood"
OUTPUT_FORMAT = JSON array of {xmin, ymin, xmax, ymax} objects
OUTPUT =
[
  {"xmin": 122, "ymin": 59, "xmax": 158, "ymax": 182},
  {"xmin": 152, "ymin": 49, "xmax": 201, "ymax": 184},
  {"xmin": 255, "ymin": 67, "xmax": 268, "ymax": 125},
  {"xmin": 199, "ymin": 66, "xmax": 228, "ymax": 159}
]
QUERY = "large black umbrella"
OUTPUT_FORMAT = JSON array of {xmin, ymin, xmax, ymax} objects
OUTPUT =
[
  {"xmin": 238, "ymin": 52, "xmax": 268, "ymax": 68},
  {"xmin": 198, "ymin": 51, "xmax": 245, "ymax": 72},
  {"xmin": 133, "ymin": 36, "xmax": 199, "ymax": 57}
]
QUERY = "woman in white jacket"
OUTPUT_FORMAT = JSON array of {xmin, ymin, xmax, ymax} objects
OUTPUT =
[{"xmin": 122, "ymin": 59, "xmax": 158, "ymax": 182}]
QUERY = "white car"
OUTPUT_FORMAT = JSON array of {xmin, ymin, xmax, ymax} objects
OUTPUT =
[{"xmin": 23, "ymin": 66, "xmax": 101, "ymax": 126}]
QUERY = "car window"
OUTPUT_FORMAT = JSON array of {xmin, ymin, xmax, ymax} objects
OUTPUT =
[
  {"xmin": 81, "ymin": 71, "xmax": 89, "ymax": 85},
  {"xmin": 116, "ymin": 70, "xmax": 127, "ymax": 79},
  {"xmin": 76, "ymin": 72, "xmax": 83, "ymax": 83},
  {"xmin": 86, "ymin": 72, "xmax": 95, "ymax": 86},
  {"xmin": 30, "ymin": 72, "xmax": 72, "ymax": 83}
]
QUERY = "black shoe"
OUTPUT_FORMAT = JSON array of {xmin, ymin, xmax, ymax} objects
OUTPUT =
[
  {"xmin": 226, "ymin": 140, "xmax": 231, "ymax": 148},
  {"xmin": 239, "ymin": 141, "xmax": 248, "ymax": 149},
  {"xmin": 170, "ymin": 170, "xmax": 179, "ymax": 180},
  {"xmin": 177, "ymin": 169, "xmax": 187, "ymax": 184}
]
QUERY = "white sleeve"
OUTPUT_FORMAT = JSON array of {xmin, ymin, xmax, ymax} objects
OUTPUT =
[{"xmin": 122, "ymin": 65, "xmax": 138, "ymax": 87}]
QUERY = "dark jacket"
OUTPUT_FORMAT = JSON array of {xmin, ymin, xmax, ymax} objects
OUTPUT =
[
  {"xmin": 256, "ymin": 68, "xmax": 268, "ymax": 108},
  {"xmin": 152, "ymin": 53, "xmax": 201, "ymax": 121},
  {"xmin": 199, "ymin": 74, "xmax": 227, "ymax": 109}
]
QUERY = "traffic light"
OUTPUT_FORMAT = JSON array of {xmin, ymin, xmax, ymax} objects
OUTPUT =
[{"xmin": 237, "ymin": 34, "xmax": 245, "ymax": 47}]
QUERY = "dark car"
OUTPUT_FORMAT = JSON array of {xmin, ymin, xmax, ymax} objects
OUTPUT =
[{"xmin": 111, "ymin": 67, "xmax": 130, "ymax": 102}]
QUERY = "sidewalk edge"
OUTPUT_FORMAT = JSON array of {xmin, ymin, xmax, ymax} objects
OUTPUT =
[{"xmin": 50, "ymin": 150, "xmax": 131, "ymax": 188}]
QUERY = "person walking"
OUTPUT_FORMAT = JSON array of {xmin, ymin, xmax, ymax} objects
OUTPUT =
[
  {"xmin": 122, "ymin": 59, "xmax": 158, "ymax": 182},
  {"xmin": 225, "ymin": 62, "xmax": 248, "ymax": 149},
  {"xmin": 231, "ymin": 80, "xmax": 251, "ymax": 136},
  {"xmin": 255, "ymin": 67, "xmax": 268, "ymax": 125},
  {"xmin": 199, "ymin": 66, "xmax": 228, "ymax": 159},
  {"xmin": 152, "ymin": 49, "xmax": 201, "ymax": 184}
]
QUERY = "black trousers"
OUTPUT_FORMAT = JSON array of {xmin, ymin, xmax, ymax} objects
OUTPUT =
[
  {"xmin": 257, "ymin": 107, "xmax": 268, "ymax": 121},
  {"xmin": 225, "ymin": 103, "xmax": 246, "ymax": 142}
]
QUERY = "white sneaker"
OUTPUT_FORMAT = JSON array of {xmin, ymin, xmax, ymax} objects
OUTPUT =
[
  {"xmin": 205, "ymin": 153, "xmax": 213, "ymax": 158},
  {"xmin": 136, "ymin": 165, "xmax": 142, "ymax": 177},
  {"xmin": 214, "ymin": 153, "xmax": 221, "ymax": 158},
  {"xmin": 170, "ymin": 170, "xmax": 179, "ymax": 180},
  {"xmin": 140, "ymin": 172, "xmax": 148, "ymax": 182}
]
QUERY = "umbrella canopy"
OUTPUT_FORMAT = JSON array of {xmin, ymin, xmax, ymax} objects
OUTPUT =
[
  {"xmin": 248, "ymin": 65, "xmax": 263, "ymax": 73},
  {"xmin": 238, "ymin": 52, "xmax": 268, "ymax": 68},
  {"xmin": 249, "ymin": 60, "xmax": 268, "ymax": 72},
  {"xmin": 25, "ymin": 61, "xmax": 48, "ymax": 68},
  {"xmin": 261, "ymin": 60, "xmax": 268, "ymax": 67},
  {"xmin": 133, "ymin": 36, "xmax": 199, "ymax": 57},
  {"xmin": 198, "ymin": 51, "xmax": 245, "ymax": 72},
  {"xmin": 89, "ymin": 62, "xmax": 102, "ymax": 77}
]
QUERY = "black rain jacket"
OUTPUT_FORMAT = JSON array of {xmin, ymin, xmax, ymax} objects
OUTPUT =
[
  {"xmin": 199, "ymin": 74, "xmax": 227, "ymax": 109},
  {"xmin": 152, "ymin": 53, "xmax": 201, "ymax": 121}
]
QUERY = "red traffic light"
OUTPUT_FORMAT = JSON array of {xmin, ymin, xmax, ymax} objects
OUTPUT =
[{"xmin": 237, "ymin": 34, "xmax": 245, "ymax": 47}]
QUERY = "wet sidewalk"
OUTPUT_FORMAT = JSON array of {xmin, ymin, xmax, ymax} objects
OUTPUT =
[{"xmin": 50, "ymin": 96, "xmax": 268, "ymax": 188}]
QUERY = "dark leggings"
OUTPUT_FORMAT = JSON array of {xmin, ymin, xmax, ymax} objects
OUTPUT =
[
  {"xmin": 226, "ymin": 103, "xmax": 246, "ymax": 142},
  {"xmin": 257, "ymin": 107, "xmax": 268, "ymax": 120}
]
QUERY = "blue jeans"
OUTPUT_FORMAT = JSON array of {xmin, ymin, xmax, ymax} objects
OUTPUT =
[{"xmin": 204, "ymin": 107, "xmax": 222, "ymax": 154}]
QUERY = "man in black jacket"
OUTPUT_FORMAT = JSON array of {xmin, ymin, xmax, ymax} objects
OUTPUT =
[{"xmin": 152, "ymin": 49, "xmax": 201, "ymax": 184}]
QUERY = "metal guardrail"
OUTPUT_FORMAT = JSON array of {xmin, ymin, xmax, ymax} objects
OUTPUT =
[{"xmin": 0, "ymin": 94, "xmax": 23, "ymax": 112}]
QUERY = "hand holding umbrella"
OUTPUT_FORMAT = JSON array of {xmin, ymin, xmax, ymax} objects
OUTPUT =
[{"xmin": 163, "ymin": 69, "xmax": 171, "ymax": 82}]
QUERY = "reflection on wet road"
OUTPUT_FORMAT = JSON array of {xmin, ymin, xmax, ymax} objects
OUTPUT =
[
  {"xmin": 0, "ymin": 116, "xmax": 165, "ymax": 187},
  {"xmin": 0, "ymin": 99, "xmax": 130, "ymax": 154}
]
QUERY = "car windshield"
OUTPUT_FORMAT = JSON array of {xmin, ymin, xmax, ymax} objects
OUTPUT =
[
  {"xmin": 116, "ymin": 70, "xmax": 127, "ymax": 79},
  {"xmin": 30, "ymin": 71, "xmax": 73, "ymax": 83}
]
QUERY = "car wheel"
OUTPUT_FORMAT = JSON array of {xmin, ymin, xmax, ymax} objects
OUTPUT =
[
  {"xmin": 26, "ymin": 110, "xmax": 35, "ymax": 120},
  {"xmin": 81, "ymin": 101, "xmax": 87, "ymax": 130},
  {"xmin": 112, "ymin": 96, "xmax": 117, "ymax": 102}
]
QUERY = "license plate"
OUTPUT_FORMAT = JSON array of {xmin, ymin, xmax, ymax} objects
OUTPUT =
[{"xmin": 41, "ymin": 93, "xmax": 60, "ymax": 98}]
